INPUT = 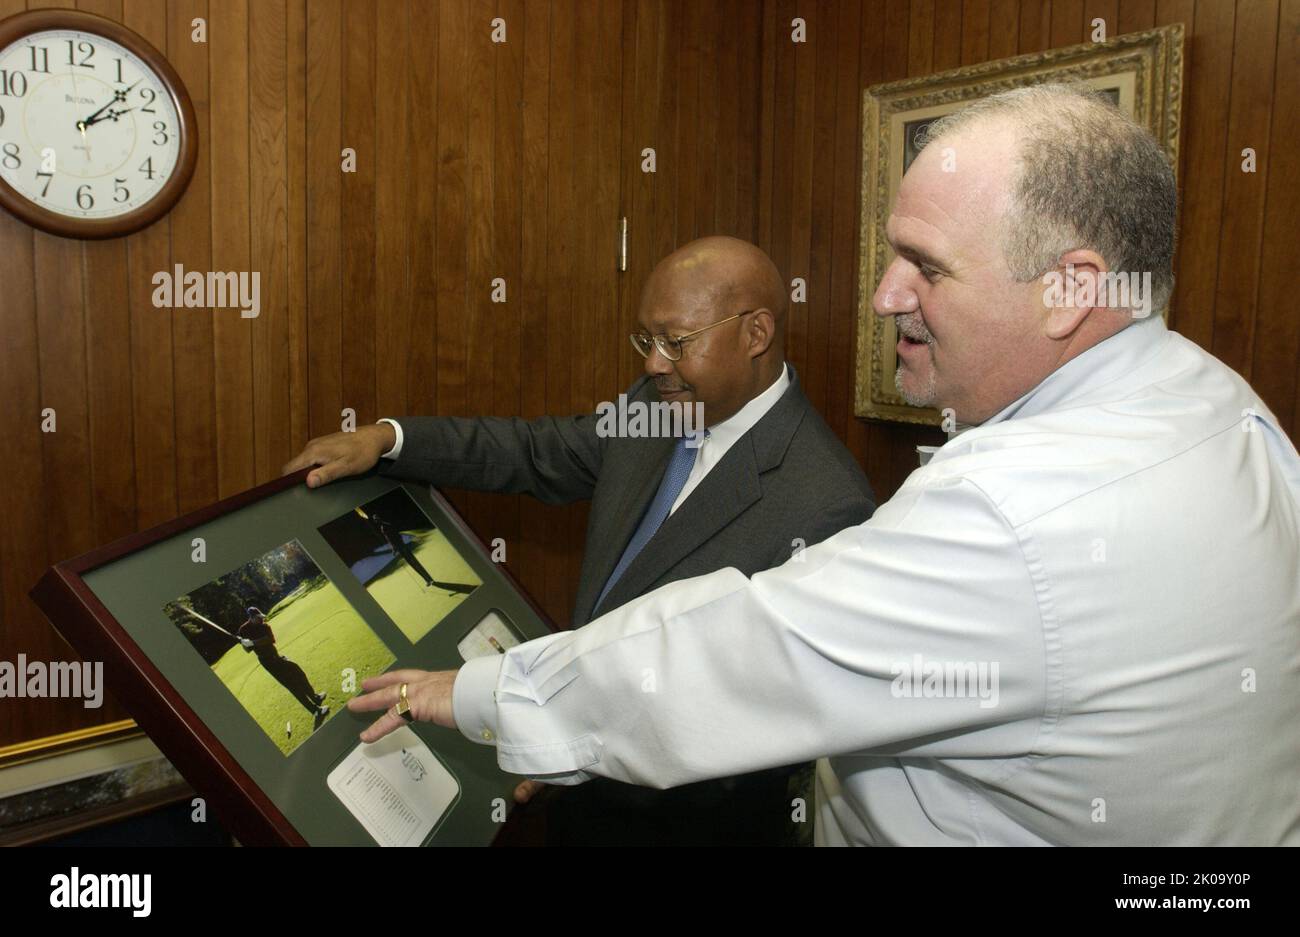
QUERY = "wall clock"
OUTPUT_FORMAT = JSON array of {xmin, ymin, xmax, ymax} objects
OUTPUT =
[{"xmin": 0, "ymin": 9, "xmax": 197, "ymax": 239}]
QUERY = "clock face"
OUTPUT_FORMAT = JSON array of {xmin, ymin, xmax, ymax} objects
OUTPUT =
[{"xmin": 0, "ymin": 27, "xmax": 182, "ymax": 221}]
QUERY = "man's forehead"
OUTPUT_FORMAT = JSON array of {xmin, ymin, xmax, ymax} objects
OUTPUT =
[
  {"xmin": 639, "ymin": 274, "xmax": 722, "ymax": 326},
  {"xmin": 889, "ymin": 129, "xmax": 1015, "ymax": 255}
]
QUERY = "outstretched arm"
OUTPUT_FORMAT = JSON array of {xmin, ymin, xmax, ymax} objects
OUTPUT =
[{"xmin": 350, "ymin": 478, "xmax": 1047, "ymax": 789}]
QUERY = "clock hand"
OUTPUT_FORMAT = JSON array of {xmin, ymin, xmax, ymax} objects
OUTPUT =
[
  {"xmin": 77, "ymin": 79, "xmax": 142, "ymax": 131},
  {"xmin": 84, "ymin": 106, "xmax": 137, "ymax": 128}
]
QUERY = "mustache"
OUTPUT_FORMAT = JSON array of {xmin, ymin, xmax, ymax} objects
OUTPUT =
[
  {"xmin": 895, "ymin": 313, "xmax": 934, "ymax": 343},
  {"xmin": 655, "ymin": 380, "xmax": 692, "ymax": 394}
]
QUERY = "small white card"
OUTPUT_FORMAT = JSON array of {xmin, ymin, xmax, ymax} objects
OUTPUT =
[
  {"xmin": 327, "ymin": 726, "xmax": 459, "ymax": 846},
  {"xmin": 457, "ymin": 609, "xmax": 522, "ymax": 661}
]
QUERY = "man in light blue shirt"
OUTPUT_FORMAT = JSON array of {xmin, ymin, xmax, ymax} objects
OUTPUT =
[{"xmin": 350, "ymin": 84, "xmax": 1300, "ymax": 845}]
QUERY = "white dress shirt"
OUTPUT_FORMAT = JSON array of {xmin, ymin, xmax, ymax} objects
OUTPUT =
[
  {"xmin": 379, "ymin": 366, "xmax": 791, "ymax": 517},
  {"xmin": 451, "ymin": 314, "xmax": 1300, "ymax": 845}
]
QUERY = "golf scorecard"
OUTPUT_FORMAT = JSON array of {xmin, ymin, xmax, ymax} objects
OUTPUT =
[{"xmin": 30, "ymin": 470, "xmax": 556, "ymax": 846}]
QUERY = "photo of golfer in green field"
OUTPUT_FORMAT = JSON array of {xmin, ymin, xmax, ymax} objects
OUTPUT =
[
  {"xmin": 163, "ymin": 539, "xmax": 396, "ymax": 756},
  {"xmin": 317, "ymin": 488, "xmax": 481, "ymax": 644}
]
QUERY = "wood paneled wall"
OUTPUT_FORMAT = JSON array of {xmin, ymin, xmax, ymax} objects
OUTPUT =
[{"xmin": 2, "ymin": 0, "xmax": 1296, "ymax": 753}]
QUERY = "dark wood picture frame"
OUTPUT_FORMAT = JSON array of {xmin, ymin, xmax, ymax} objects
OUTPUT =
[
  {"xmin": 29, "ymin": 469, "xmax": 556, "ymax": 847},
  {"xmin": 0, "ymin": 8, "xmax": 199, "ymax": 239}
]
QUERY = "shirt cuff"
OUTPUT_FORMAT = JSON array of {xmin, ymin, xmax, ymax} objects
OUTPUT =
[
  {"xmin": 452, "ymin": 654, "xmax": 505, "ymax": 746},
  {"xmin": 376, "ymin": 418, "xmax": 404, "ymax": 460}
]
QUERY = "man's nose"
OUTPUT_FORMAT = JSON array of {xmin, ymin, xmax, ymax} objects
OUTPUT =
[
  {"xmin": 643, "ymin": 344, "xmax": 674, "ymax": 377},
  {"xmin": 873, "ymin": 257, "xmax": 919, "ymax": 318}
]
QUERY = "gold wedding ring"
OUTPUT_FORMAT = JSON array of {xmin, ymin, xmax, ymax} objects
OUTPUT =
[{"xmin": 395, "ymin": 681, "xmax": 414, "ymax": 723}]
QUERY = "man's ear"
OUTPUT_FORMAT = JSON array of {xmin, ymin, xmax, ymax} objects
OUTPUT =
[
  {"xmin": 1042, "ymin": 249, "xmax": 1107, "ymax": 341},
  {"xmin": 747, "ymin": 308, "xmax": 776, "ymax": 357}
]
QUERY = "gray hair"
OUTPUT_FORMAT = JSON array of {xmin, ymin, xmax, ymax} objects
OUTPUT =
[{"xmin": 920, "ymin": 83, "xmax": 1177, "ymax": 314}]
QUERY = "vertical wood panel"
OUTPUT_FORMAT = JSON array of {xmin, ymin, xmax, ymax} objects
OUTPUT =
[
  {"xmin": 286, "ymin": 0, "xmax": 309, "ymax": 453},
  {"xmin": 823, "ymin": 0, "xmax": 863, "ymax": 442},
  {"xmin": 1211, "ymin": 0, "xmax": 1278, "ymax": 378},
  {"xmin": 1050, "ymin": 0, "xmax": 1084, "ymax": 45},
  {"xmin": 1170, "ymin": 0, "xmax": 1234, "ymax": 349},
  {"xmin": 786, "ymin": 0, "xmax": 816, "ymax": 384},
  {"xmin": 934, "ymin": 0, "xmax": 964, "ymax": 68},
  {"xmin": 804, "ymin": 0, "xmax": 838, "ymax": 414},
  {"xmin": 208, "ymin": 0, "xmax": 254, "ymax": 496},
  {"xmin": 375, "ymin": 0, "xmax": 413, "ymax": 420},
  {"xmin": 673, "ymin": 0, "xmax": 700, "ymax": 241},
  {"xmin": 434, "ymin": 0, "xmax": 468, "ymax": 421},
  {"xmin": 694, "ymin": 2, "xmax": 719, "ymax": 236},
  {"xmin": 406, "ymin": 0, "xmax": 439, "ymax": 417},
  {"xmin": 168, "ymin": 0, "xmax": 217, "ymax": 514},
  {"xmin": 1252, "ymin": 0, "xmax": 1300, "ymax": 428},
  {"xmin": 1018, "ymin": 0, "xmax": 1051, "ymax": 51},
  {"xmin": 734, "ymin": 0, "xmax": 761, "ymax": 241},
  {"xmin": 651, "ymin": 1, "xmax": 680, "ymax": 265},
  {"xmin": 908, "ymin": 0, "xmax": 935, "ymax": 73},
  {"xmin": 250, "ymin": 0, "xmax": 291, "ymax": 480},
  {"xmin": 988, "ymin": 0, "xmax": 1020, "ymax": 59},
  {"xmin": 714, "ymin": 0, "xmax": 742, "ymax": 236},
  {"xmin": 305, "ymin": 0, "xmax": 342, "ymax": 438},
  {"xmin": 961, "ymin": 0, "xmax": 991, "ymax": 63},
  {"xmin": 1117, "ymin": 0, "xmax": 1156, "ymax": 32},
  {"xmin": 341, "ymin": 0, "xmax": 377, "ymax": 425}
]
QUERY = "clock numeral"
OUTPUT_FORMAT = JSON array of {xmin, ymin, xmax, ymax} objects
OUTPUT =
[
  {"xmin": 1, "ymin": 142, "xmax": 19, "ymax": 170},
  {"xmin": 35, "ymin": 171, "xmax": 53, "ymax": 198},
  {"xmin": 65, "ymin": 39, "xmax": 96, "ymax": 69},
  {"xmin": 140, "ymin": 87, "xmax": 157, "ymax": 113},
  {"xmin": 115, "ymin": 57, "xmax": 125, "ymax": 84},
  {"xmin": 152, "ymin": 121, "xmax": 168, "ymax": 146},
  {"xmin": 28, "ymin": 46, "xmax": 50, "ymax": 74},
  {"xmin": 0, "ymin": 69, "xmax": 28, "ymax": 97},
  {"xmin": 139, "ymin": 156, "xmax": 155, "ymax": 180},
  {"xmin": 113, "ymin": 178, "xmax": 130, "ymax": 203},
  {"xmin": 76, "ymin": 184, "xmax": 94, "ymax": 210},
  {"xmin": 0, "ymin": 104, "xmax": 5, "ymax": 128}
]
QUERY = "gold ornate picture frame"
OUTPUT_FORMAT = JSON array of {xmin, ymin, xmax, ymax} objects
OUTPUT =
[{"xmin": 854, "ymin": 25, "xmax": 1185, "ymax": 425}]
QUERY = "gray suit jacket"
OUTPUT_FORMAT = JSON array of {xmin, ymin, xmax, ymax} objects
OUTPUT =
[{"xmin": 380, "ymin": 367, "xmax": 875, "ymax": 627}]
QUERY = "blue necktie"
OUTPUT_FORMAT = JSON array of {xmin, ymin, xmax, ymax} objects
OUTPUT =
[{"xmin": 595, "ymin": 432, "xmax": 705, "ymax": 610}]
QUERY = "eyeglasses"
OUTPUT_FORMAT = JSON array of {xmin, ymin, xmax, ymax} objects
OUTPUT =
[{"xmin": 630, "ymin": 310, "xmax": 756, "ymax": 362}]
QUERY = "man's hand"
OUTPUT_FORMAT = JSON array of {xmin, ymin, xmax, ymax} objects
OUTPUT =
[
  {"xmin": 281, "ymin": 422, "xmax": 396, "ymax": 488},
  {"xmin": 346, "ymin": 669, "xmax": 458, "ymax": 743},
  {"xmin": 513, "ymin": 779, "xmax": 546, "ymax": 804}
]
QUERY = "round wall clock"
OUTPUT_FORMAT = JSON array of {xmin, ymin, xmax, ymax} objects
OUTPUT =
[{"xmin": 0, "ymin": 9, "xmax": 197, "ymax": 239}]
